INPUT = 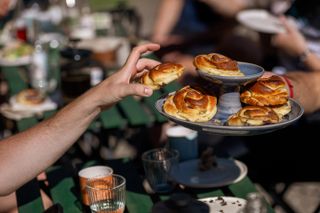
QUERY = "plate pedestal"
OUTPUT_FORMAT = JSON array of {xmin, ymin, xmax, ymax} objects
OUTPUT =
[{"xmin": 155, "ymin": 62, "xmax": 304, "ymax": 136}]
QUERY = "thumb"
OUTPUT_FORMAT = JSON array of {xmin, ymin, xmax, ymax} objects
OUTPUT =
[{"xmin": 120, "ymin": 83, "xmax": 153, "ymax": 98}]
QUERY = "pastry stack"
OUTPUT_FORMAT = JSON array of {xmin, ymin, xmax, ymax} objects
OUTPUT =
[{"xmin": 227, "ymin": 75, "xmax": 291, "ymax": 126}]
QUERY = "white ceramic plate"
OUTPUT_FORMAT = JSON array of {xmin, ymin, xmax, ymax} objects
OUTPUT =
[
  {"xmin": 237, "ymin": 9, "xmax": 285, "ymax": 34},
  {"xmin": 171, "ymin": 158, "xmax": 247, "ymax": 188},
  {"xmin": 9, "ymin": 95, "xmax": 57, "ymax": 113},
  {"xmin": 199, "ymin": 196, "xmax": 247, "ymax": 213}
]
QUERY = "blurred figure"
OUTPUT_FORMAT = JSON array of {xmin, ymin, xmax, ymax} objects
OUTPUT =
[
  {"xmin": 271, "ymin": 0, "xmax": 320, "ymax": 71},
  {"xmin": 0, "ymin": 0, "xmax": 10, "ymax": 18},
  {"xmin": 272, "ymin": 16, "xmax": 320, "ymax": 71},
  {"xmin": 151, "ymin": 0, "xmax": 263, "ymax": 83}
]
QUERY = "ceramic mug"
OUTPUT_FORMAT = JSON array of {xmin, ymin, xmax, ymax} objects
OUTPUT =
[
  {"xmin": 78, "ymin": 165, "xmax": 113, "ymax": 206},
  {"xmin": 166, "ymin": 125, "xmax": 198, "ymax": 162}
]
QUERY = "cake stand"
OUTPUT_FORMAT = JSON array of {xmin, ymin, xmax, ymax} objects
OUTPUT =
[{"xmin": 155, "ymin": 62, "xmax": 304, "ymax": 136}]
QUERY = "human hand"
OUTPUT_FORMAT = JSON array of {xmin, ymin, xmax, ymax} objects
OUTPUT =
[
  {"xmin": 272, "ymin": 16, "xmax": 307, "ymax": 57},
  {"xmin": 94, "ymin": 43, "xmax": 161, "ymax": 109}
]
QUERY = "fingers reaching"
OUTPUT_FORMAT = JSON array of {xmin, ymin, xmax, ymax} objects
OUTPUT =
[
  {"xmin": 119, "ymin": 83, "xmax": 153, "ymax": 98},
  {"xmin": 136, "ymin": 58, "xmax": 161, "ymax": 72},
  {"xmin": 124, "ymin": 43, "xmax": 160, "ymax": 72}
]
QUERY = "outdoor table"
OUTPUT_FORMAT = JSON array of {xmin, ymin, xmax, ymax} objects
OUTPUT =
[{"xmin": 16, "ymin": 159, "xmax": 275, "ymax": 213}]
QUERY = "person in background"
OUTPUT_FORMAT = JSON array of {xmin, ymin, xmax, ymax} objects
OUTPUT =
[
  {"xmin": 151, "ymin": 0, "xmax": 262, "ymax": 83},
  {"xmin": 272, "ymin": 16, "xmax": 320, "ymax": 71},
  {"xmin": 271, "ymin": 0, "xmax": 320, "ymax": 71},
  {"xmin": 0, "ymin": 43, "xmax": 160, "ymax": 211}
]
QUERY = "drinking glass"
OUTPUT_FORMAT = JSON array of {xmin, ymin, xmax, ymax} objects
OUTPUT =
[
  {"xmin": 142, "ymin": 148, "xmax": 179, "ymax": 193},
  {"xmin": 86, "ymin": 174, "xmax": 126, "ymax": 213}
]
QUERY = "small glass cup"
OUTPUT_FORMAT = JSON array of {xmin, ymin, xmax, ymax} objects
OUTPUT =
[
  {"xmin": 86, "ymin": 174, "xmax": 126, "ymax": 213},
  {"xmin": 142, "ymin": 148, "xmax": 179, "ymax": 193}
]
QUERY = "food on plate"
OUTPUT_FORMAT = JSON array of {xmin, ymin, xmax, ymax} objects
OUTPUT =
[
  {"xmin": 240, "ymin": 75, "xmax": 291, "ymax": 118},
  {"xmin": 0, "ymin": 41, "xmax": 33, "ymax": 60},
  {"xmin": 140, "ymin": 63, "xmax": 184, "ymax": 90},
  {"xmin": 193, "ymin": 53, "xmax": 244, "ymax": 76},
  {"xmin": 16, "ymin": 89, "xmax": 45, "ymax": 106},
  {"xmin": 163, "ymin": 85, "xmax": 217, "ymax": 122},
  {"xmin": 271, "ymin": 102, "xmax": 291, "ymax": 119},
  {"xmin": 241, "ymin": 75, "xmax": 288, "ymax": 106},
  {"xmin": 198, "ymin": 147, "xmax": 218, "ymax": 171},
  {"xmin": 227, "ymin": 105, "xmax": 280, "ymax": 126}
]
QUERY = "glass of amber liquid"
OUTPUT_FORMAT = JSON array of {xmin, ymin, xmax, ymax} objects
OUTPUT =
[{"xmin": 86, "ymin": 174, "xmax": 126, "ymax": 213}]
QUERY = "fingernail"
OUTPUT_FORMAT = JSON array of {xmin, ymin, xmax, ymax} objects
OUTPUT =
[{"xmin": 144, "ymin": 87, "xmax": 152, "ymax": 96}]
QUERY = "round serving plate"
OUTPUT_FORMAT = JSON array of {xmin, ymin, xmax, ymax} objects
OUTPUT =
[
  {"xmin": 155, "ymin": 97, "xmax": 304, "ymax": 136},
  {"xmin": 197, "ymin": 62, "xmax": 264, "ymax": 86},
  {"xmin": 171, "ymin": 158, "xmax": 247, "ymax": 188},
  {"xmin": 199, "ymin": 196, "xmax": 247, "ymax": 213}
]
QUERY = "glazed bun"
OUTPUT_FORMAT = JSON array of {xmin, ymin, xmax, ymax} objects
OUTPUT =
[
  {"xmin": 140, "ymin": 63, "xmax": 184, "ymax": 90},
  {"xmin": 271, "ymin": 102, "xmax": 291, "ymax": 119},
  {"xmin": 163, "ymin": 86, "xmax": 217, "ymax": 122},
  {"xmin": 16, "ymin": 89, "xmax": 45, "ymax": 106},
  {"xmin": 240, "ymin": 75, "xmax": 288, "ymax": 106},
  {"xmin": 194, "ymin": 53, "xmax": 244, "ymax": 76},
  {"xmin": 227, "ymin": 106, "xmax": 280, "ymax": 126}
]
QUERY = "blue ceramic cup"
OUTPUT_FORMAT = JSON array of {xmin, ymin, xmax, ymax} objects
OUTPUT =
[{"xmin": 166, "ymin": 126, "xmax": 198, "ymax": 162}]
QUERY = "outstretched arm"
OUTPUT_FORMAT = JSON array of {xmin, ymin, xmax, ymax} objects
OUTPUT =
[{"xmin": 0, "ymin": 43, "xmax": 160, "ymax": 196}]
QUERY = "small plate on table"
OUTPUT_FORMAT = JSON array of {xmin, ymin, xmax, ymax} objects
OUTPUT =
[
  {"xmin": 199, "ymin": 196, "xmax": 247, "ymax": 213},
  {"xmin": 0, "ymin": 55, "xmax": 31, "ymax": 66},
  {"xmin": 237, "ymin": 9, "xmax": 285, "ymax": 34},
  {"xmin": 171, "ymin": 158, "xmax": 247, "ymax": 188},
  {"xmin": 0, "ymin": 41, "xmax": 33, "ymax": 66}
]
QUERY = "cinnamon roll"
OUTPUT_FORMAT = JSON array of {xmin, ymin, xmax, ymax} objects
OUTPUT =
[
  {"xmin": 194, "ymin": 53, "xmax": 244, "ymax": 76},
  {"xmin": 140, "ymin": 63, "xmax": 184, "ymax": 90},
  {"xmin": 163, "ymin": 86, "xmax": 217, "ymax": 122}
]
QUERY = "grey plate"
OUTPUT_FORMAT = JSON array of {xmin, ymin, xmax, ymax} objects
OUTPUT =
[
  {"xmin": 199, "ymin": 196, "xmax": 247, "ymax": 213},
  {"xmin": 197, "ymin": 62, "xmax": 264, "ymax": 85},
  {"xmin": 171, "ymin": 158, "xmax": 247, "ymax": 188},
  {"xmin": 156, "ymin": 97, "xmax": 304, "ymax": 136}
]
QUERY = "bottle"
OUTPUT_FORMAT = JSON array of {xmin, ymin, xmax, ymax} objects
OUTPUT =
[
  {"xmin": 243, "ymin": 192, "xmax": 267, "ymax": 213},
  {"xmin": 31, "ymin": 40, "xmax": 48, "ymax": 93}
]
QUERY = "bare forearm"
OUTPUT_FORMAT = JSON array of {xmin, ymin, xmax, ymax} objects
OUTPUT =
[
  {"xmin": 152, "ymin": 0, "xmax": 184, "ymax": 42},
  {"xmin": 0, "ymin": 85, "xmax": 102, "ymax": 195},
  {"xmin": 200, "ymin": 0, "xmax": 246, "ymax": 17},
  {"xmin": 0, "ymin": 43, "xmax": 160, "ymax": 196},
  {"xmin": 286, "ymin": 71, "xmax": 320, "ymax": 113},
  {"xmin": 302, "ymin": 52, "xmax": 320, "ymax": 71}
]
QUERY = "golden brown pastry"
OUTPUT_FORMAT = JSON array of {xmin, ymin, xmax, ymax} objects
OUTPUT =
[
  {"xmin": 163, "ymin": 86, "xmax": 217, "ymax": 122},
  {"xmin": 140, "ymin": 63, "xmax": 184, "ymax": 90},
  {"xmin": 16, "ymin": 89, "xmax": 45, "ymax": 106},
  {"xmin": 193, "ymin": 53, "xmax": 244, "ymax": 76},
  {"xmin": 240, "ymin": 75, "xmax": 288, "ymax": 106},
  {"xmin": 271, "ymin": 102, "xmax": 291, "ymax": 119},
  {"xmin": 227, "ymin": 106, "xmax": 280, "ymax": 126}
]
